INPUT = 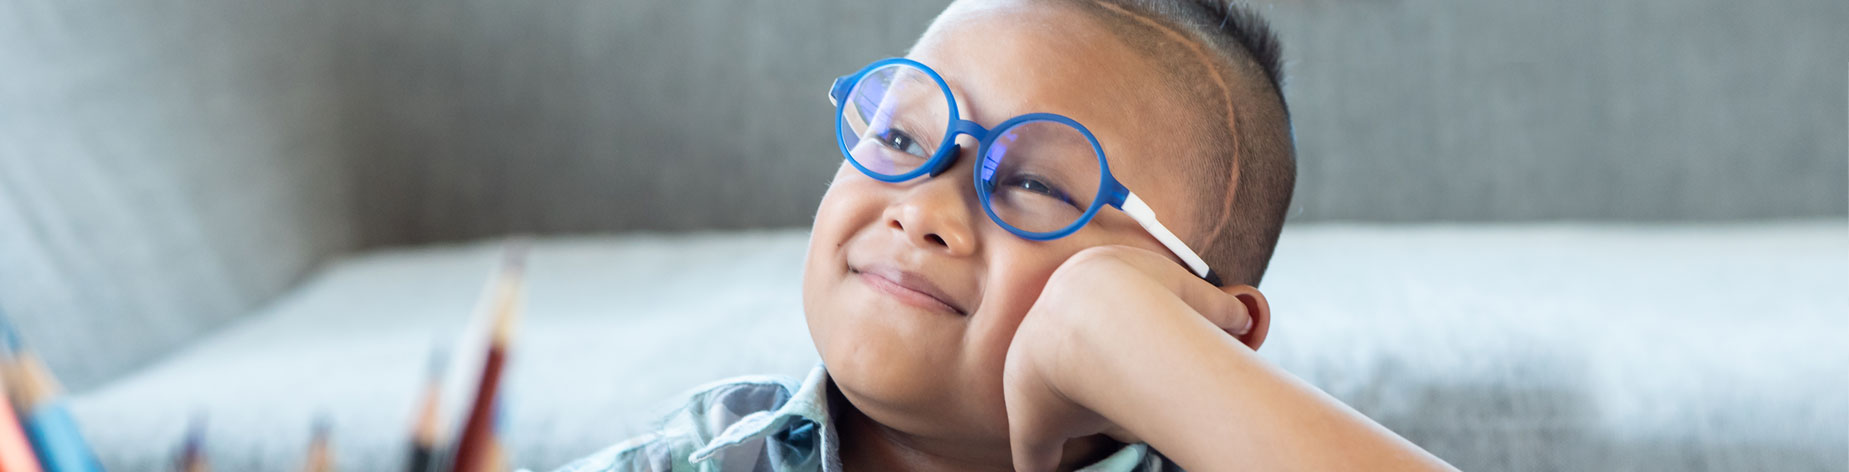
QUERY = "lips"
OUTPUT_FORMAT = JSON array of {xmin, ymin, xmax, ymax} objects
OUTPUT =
[{"xmin": 850, "ymin": 263, "xmax": 968, "ymax": 315}]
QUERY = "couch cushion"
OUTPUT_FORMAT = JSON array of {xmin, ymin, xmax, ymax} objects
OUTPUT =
[{"xmin": 68, "ymin": 222, "xmax": 1847, "ymax": 470}]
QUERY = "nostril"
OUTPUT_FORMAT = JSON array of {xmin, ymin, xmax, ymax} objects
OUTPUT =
[{"xmin": 924, "ymin": 234, "xmax": 946, "ymax": 247}]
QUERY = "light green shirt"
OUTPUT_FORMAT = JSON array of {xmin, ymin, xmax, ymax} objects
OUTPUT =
[{"xmin": 553, "ymin": 364, "xmax": 1177, "ymax": 472}]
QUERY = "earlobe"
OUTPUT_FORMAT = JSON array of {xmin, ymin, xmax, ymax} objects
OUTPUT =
[{"xmin": 1221, "ymin": 284, "xmax": 1271, "ymax": 351}]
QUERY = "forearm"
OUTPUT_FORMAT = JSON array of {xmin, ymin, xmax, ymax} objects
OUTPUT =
[{"xmin": 1074, "ymin": 307, "xmax": 1455, "ymax": 472}]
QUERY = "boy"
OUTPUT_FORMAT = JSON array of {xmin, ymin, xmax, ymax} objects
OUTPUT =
[{"xmin": 559, "ymin": 0, "xmax": 1453, "ymax": 470}]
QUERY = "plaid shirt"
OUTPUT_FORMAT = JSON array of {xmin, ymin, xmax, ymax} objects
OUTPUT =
[{"xmin": 551, "ymin": 365, "xmax": 1176, "ymax": 472}]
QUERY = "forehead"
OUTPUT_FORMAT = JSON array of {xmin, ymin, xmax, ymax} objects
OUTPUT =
[
  {"xmin": 909, "ymin": 0, "xmax": 1210, "ymax": 231},
  {"xmin": 912, "ymin": 2, "xmax": 1175, "ymax": 133}
]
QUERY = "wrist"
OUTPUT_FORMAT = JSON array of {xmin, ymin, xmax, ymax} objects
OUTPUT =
[
  {"xmin": 1050, "ymin": 298, "xmax": 1146, "ymax": 427},
  {"xmin": 1075, "ymin": 300, "xmax": 1242, "ymax": 443}
]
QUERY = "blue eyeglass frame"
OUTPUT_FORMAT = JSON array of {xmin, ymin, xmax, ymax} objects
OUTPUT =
[
  {"xmin": 830, "ymin": 57, "xmax": 1223, "ymax": 286},
  {"xmin": 831, "ymin": 57, "xmax": 1128, "ymax": 241}
]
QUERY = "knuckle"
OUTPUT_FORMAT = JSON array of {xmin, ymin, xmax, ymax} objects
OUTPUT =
[
  {"xmin": 1062, "ymin": 245, "xmax": 1139, "ymax": 271},
  {"xmin": 1049, "ymin": 250, "xmax": 1124, "ymax": 287}
]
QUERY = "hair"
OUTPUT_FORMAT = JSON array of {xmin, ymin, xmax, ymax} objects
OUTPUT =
[{"xmin": 1067, "ymin": 0, "xmax": 1297, "ymax": 286}]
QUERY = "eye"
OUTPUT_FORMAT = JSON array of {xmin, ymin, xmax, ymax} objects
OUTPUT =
[
  {"xmin": 873, "ymin": 128, "xmax": 930, "ymax": 157},
  {"xmin": 1002, "ymin": 175, "xmax": 1078, "ymax": 207}
]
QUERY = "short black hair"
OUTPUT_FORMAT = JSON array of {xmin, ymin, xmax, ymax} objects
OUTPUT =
[{"xmin": 1069, "ymin": 0, "xmax": 1297, "ymax": 286}]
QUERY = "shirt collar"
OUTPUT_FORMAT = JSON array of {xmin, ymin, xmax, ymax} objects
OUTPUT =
[
  {"xmin": 689, "ymin": 364, "xmax": 1160, "ymax": 472},
  {"xmin": 689, "ymin": 365, "xmax": 837, "ymax": 468}
]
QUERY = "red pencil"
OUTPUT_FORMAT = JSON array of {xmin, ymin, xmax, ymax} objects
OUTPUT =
[{"xmin": 448, "ymin": 242, "xmax": 525, "ymax": 472}]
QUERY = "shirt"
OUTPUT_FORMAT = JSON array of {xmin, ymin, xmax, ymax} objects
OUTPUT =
[{"xmin": 551, "ymin": 364, "xmax": 1179, "ymax": 472}]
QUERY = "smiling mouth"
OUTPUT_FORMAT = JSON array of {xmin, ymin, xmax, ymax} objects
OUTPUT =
[{"xmin": 849, "ymin": 265, "xmax": 966, "ymax": 316}]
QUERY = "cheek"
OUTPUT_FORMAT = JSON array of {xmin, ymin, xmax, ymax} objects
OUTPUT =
[
  {"xmin": 803, "ymin": 166, "xmax": 885, "ymax": 268},
  {"xmin": 803, "ymin": 166, "xmax": 884, "ymax": 334},
  {"xmin": 960, "ymin": 240, "xmax": 1070, "ymax": 399}
]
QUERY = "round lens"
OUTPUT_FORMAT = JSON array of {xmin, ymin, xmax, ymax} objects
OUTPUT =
[
  {"xmin": 979, "ymin": 120, "xmax": 1105, "ymax": 234},
  {"xmin": 837, "ymin": 64, "xmax": 953, "ymax": 178}
]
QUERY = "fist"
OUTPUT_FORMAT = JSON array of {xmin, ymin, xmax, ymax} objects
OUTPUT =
[{"xmin": 1002, "ymin": 246, "xmax": 1268, "ymax": 471}]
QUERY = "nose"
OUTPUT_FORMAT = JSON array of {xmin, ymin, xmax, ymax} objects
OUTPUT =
[{"xmin": 883, "ymin": 147, "xmax": 979, "ymax": 257}]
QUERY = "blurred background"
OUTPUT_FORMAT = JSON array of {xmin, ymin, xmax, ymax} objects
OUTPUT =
[{"xmin": 1, "ymin": 0, "xmax": 1844, "ymax": 470}]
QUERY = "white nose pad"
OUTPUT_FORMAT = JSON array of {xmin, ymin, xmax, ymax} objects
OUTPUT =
[{"xmin": 927, "ymin": 143, "xmax": 962, "ymax": 177}]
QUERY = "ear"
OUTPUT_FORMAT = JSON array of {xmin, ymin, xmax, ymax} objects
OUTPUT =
[{"xmin": 1219, "ymin": 284, "xmax": 1271, "ymax": 351}]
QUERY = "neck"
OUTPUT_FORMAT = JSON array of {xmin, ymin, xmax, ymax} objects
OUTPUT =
[{"xmin": 829, "ymin": 379, "xmax": 1119, "ymax": 472}]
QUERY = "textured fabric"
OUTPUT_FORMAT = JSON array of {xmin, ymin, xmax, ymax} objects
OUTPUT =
[
  {"xmin": 5, "ymin": 0, "xmax": 1845, "ymax": 388},
  {"xmin": 0, "ymin": 0, "xmax": 359, "ymax": 390},
  {"xmin": 552, "ymin": 365, "xmax": 1171, "ymax": 472},
  {"xmin": 64, "ymin": 223, "xmax": 1846, "ymax": 471},
  {"xmin": 328, "ymin": 0, "xmax": 1848, "ymax": 245}
]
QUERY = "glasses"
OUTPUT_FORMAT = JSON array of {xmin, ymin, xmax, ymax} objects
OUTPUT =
[{"xmin": 830, "ymin": 57, "xmax": 1222, "ymax": 287}]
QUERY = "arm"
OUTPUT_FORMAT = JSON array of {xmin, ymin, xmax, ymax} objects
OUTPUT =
[
  {"xmin": 1072, "ymin": 294, "xmax": 1452, "ymax": 472},
  {"xmin": 1002, "ymin": 246, "xmax": 1455, "ymax": 472}
]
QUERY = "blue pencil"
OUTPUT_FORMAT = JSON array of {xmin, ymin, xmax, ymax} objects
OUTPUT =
[{"xmin": 0, "ymin": 315, "xmax": 101, "ymax": 472}]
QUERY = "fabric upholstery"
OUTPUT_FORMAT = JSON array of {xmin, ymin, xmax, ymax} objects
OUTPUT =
[
  {"xmin": 0, "ymin": 0, "xmax": 358, "ymax": 389},
  {"xmin": 4, "ymin": 0, "xmax": 1845, "ymax": 390},
  {"xmin": 68, "ymin": 223, "xmax": 1848, "ymax": 470}
]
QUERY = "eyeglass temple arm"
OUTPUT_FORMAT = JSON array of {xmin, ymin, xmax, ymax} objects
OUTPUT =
[{"xmin": 1121, "ymin": 192, "xmax": 1224, "ymax": 287}]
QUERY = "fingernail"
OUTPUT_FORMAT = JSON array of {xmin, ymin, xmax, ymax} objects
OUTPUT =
[{"xmin": 1236, "ymin": 316, "xmax": 1254, "ymax": 336}]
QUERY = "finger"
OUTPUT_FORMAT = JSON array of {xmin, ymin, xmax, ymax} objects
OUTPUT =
[
  {"xmin": 1004, "ymin": 363, "xmax": 1070, "ymax": 472},
  {"xmin": 1010, "ymin": 435, "xmax": 1064, "ymax": 472},
  {"xmin": 1095, "ymin": 246, "xmax": 1254, "ymax": 335},
  {"xmin": 1102, "ymin": 424, "xmax": 1143, "ymax": 446}
]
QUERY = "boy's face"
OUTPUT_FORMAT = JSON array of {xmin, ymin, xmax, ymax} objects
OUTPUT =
[{"xmin": 803, "ymin": 0, "xmax": 1217, "ymax": 442}]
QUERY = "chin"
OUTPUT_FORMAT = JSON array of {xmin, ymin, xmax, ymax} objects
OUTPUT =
[
  {"xmin": 804, "ymin": 286, "xmax": 975, "ymax": 438},
  {"xmin": 805, "ymin": 301, "xmax": 1014, "ymax": 442}
]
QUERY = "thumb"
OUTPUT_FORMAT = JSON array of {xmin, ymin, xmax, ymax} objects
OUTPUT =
[
  {"xmin": 1009, "ymin": 421, "xmax": 1065, "ymax": 472},
  {"xmin": 1005, "ymin": 366, "xmax": 1069, "ymax": 472}
]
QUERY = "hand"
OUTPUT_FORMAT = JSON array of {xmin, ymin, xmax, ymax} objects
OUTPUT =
[{"xmin": 1003, "ymin": 246, "xmax": 1267, "ymax": 472}]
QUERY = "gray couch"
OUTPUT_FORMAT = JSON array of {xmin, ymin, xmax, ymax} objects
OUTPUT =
[{"xmin": 1, "ymin": 0, "xmax": 1844, "ymax": 470}]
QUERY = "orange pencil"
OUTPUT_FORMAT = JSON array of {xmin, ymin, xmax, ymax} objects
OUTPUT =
[
  {"xmin": 301, "ymin": 415, "xmax": 333, "ymax": 472},
  {"xmin": 407, "ymin": 346, "xmax": 444, "ymax": 472}
]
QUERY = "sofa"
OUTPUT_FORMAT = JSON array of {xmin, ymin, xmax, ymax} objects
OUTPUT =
[{"xmin": 1, "ymin": 0, "xmax": 1843, "ymax": 470}]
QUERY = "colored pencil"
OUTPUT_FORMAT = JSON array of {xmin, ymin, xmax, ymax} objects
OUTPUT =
[
  {"xmin": 301, "ymin": 415, "xmax": 333, "ymax": 472},
  {"xmin": 0, "ymin": 315, "xmax": 41, "ymax": 472},
  {"xmin": 0, "ymin": 318, "xmax": 99, "ymax": 472},
  {"xmin": 482, "ymin": 400, "xmax": 508, "ymax": 472},
  {"xmin": 176, "ymin": 414, "xmax": 207, "ymax": 472},
  {"xmin": 407, "ymin": 346, "xmax": 445, "ymax": 472},
  {"xmin": 448, "ymin": 242, "xmax": 525, "ymax": 472},
  {"xmin": 0, "ymin": 381, "xmax": 40, "ymax": 472}
]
